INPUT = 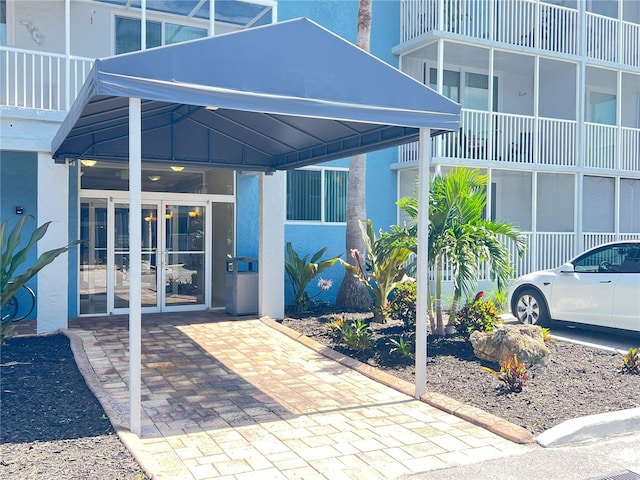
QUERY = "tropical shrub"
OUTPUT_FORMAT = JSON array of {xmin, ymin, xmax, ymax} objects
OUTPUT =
[
  {"xmin": 387, "ymin": 335, "xmax": 414, "ymax": 359},
  {"xmin": 620, "ymin": 347, "xmax": 640, "ymax": 375},
  {"xmin": 328, "ymin": 316, "xmax": 373, "ymax": 351},
  {"xmin": 452, "ymin": 294, "xmax": 502, "ymax": 339},
  {"xmin": 388, "ymin": 280, "xmax": 417, "ymax": 330},
  {"xmin": 1, "ymin": 216, "xmax": 79, "ymax": 343},
  {"xmin": 340, "ymin": 220, "xmax": 413, "ymax": 323},
  {"xmin": 285, "ymin": 243, "xmax": 340, "ymax": 313},
  {"xmin": 483, "ymin": 354, "xmax": 529, "ymax": 393}
]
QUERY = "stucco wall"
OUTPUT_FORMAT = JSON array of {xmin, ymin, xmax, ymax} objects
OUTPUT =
[{"xmin": 0, "ymin": 150, "xmax": 39, "ymax": 319}]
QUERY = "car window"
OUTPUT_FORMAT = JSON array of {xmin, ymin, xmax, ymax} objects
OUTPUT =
[
  {"xmin": 573, "ymin": 245, "xmax": 626, "ymax": 273},
  {"xmin": 619, "ymin": 246, "xmax": 640, "ymax": 274}
]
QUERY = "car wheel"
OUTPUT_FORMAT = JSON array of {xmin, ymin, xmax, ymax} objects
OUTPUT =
[{"xmin": 512, "ymin": 288, "xmax": 549, "ymax": 326}]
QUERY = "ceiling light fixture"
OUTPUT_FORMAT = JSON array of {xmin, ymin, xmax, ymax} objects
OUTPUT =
[
  {"xmin": 80, "ymin": 159, "xmax": 97, "ymax": 167},
  {"xmin": 170, "ymin": 166, "xmax": 184, "ymax": 172},
  {"xmin": 206, "ymin": 106, "xmax": 219, "ymax": 111},
  {"xmin": 148, "ymin": 175, "xmax": 161, "ymax": 181}
]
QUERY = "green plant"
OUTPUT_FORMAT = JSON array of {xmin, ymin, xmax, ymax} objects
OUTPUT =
[
  {"xmin": 620, "ymin": 347, "xmax": 640, "ymax": 374},
  {"xmin": 483, "ymin": 354, "xmax": 529, "ymax": 393},
  {"xmin": 540, "ymin": 327, "xmax": 554, "ymax": 344},
  {"xmin": 340, "ymin": 220, "xmax": 413, "ymax": 323},
  {"xmin": 393, "ymin": 168, "xmax": 527, "ymax": 335},
  {"xmin": 329, "ymin": 316, "xmax": 373, "ymax": 351},
  {"xmin": 452, "ymin": 294, "xmax": 502, "ymax": 338},
  {"xmin": 388, "ymin": 280, "xmax": 417, "ymax": 330},
  {"xmin": 388, "ymin": 335, "xmax": 414, "ymax": 359},
  {"xmin": 340, "ymin": 318, "xmax": 374, "ymax": 351},
  {"xmin": 285, "ymin": 243, "xmax": 340, "ymax": 313},
  {"xmin": 1, "ymin": 216, "xmax": 80, "ymax": 343}
]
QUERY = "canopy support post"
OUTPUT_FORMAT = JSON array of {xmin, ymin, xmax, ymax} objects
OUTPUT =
[
  {"xmin": 129, "ymin": 97, "xmax": 142, "ymax": 436},
  {"xmin": 415, "ymin": 128, "xmax": 431, "ymax": 399}
]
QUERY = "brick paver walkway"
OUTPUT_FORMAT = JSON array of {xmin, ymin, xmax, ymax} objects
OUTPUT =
[{"xmin": 68, "ymin": 312, "xmax": 528, "ymax": 480}]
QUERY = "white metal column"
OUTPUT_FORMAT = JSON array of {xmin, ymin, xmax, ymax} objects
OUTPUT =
[
  {"xmin": 258, "ymin": 171, "xmax": 285, "ymax": 319},
  {"xmin": 129, "ymin": 97, "xmax": 142, "ymax": 436},
  {"xmin": 415, "ymin": 128, "xmax": 431, "ymax": 399}
]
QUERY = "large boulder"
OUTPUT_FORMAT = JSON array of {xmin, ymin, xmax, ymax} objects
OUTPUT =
[{"xmin": 470, "ymin": 324, "xmax": 551, "ymax": 367}]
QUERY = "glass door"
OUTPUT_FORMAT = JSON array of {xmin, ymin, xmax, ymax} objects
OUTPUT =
[
  {"xmin": 113, "ymin": 202, "xmax": 161, "ymax": 312},
  {"xmin": 162, "ymin": 204, "xmax": 207, "ymax": 308}
]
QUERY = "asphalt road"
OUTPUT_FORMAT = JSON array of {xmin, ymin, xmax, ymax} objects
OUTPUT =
[{"xmin": 404, "ymin": 431, "xmax": 640, "ymax": 480}]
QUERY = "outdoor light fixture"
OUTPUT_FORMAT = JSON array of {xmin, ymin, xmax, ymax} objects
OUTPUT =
[
  {"xmin": 148, "ymin": 175, "xmax": 161, "ymax": 181},
  {"xmin": 206, "ymin": 106, "xmax": 219, "ymax": 111},
  {"xmin": 80, "ymin": 159, "xmax": 97, "ymax": 167},
  {"xmin": 170, "ymin": 166, "xmax": 184, "ymax": 172},
  {"xmin": 188, "ymin": 210, "xmax": 198, "ymax": 218}
]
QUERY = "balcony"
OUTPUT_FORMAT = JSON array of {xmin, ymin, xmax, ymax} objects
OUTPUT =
[
  {"xmin": 398, "ymin": 109, "xmax": 640, "ymax": 172},
  {"xmin": 401, "ymin": 0, "xmax": 640, "ymax": 68},
  {"xmin": 1, "ymin": 46, "xmax": 94, "ymax": 112}
]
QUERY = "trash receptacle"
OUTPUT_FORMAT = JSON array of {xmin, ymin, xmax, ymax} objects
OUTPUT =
[{"xmin": 225, "ymin": 257, "xmax": 258, "ymax": 315}]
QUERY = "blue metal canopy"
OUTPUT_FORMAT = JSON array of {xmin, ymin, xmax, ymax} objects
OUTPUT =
[{"xmin": 52, "ymin": 18, "xmax": 460, "ymax": 172}]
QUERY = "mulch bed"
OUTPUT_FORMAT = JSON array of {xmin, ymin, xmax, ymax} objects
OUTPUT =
[
  {"xmin": 281, "ymin": 310, "xmax": 640, "ymax": 435},
  {"xmin": 0, "ymin": 334, "xmax": 149, "ymax": 480}
]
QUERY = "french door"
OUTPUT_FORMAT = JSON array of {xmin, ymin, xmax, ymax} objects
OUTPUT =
[{"xmin": 80, "ymin": 195, "xmax": 213, "ymax": 315}]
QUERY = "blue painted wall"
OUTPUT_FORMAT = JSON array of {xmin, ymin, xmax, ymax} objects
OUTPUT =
[{"xmin": 0, "ymin": 150, "xmax": 39, "ymax": 319}]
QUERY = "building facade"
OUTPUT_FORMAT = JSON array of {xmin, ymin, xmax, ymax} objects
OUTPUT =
[
  {"xmin": 395, "ymin": 0, "xmax": 640, "ymax": 281},
  {"xmin": 1, "ymin": 0, "xmax": 638, "ymax": 332}
]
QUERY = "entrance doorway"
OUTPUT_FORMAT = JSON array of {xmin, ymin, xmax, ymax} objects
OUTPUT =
[{"xmin": 79, "ymin": 193, "xmax": 233, "ymax": 315}]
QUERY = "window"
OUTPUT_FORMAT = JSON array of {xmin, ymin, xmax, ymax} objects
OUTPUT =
[
  {"xmin": 115, "ymin": 16, "xmax": 207, "ymax": 55},
  {"xmin": 428, "ymin": 69, "xmax": 460, "ymax": 102},
  {"xmin": 574, "ymin": 244, "xmax": 625, "ymax": 273},
  {"xmin": 286, "ymin": 169, "xmax": 348, "ymax": 223},
  {"xmin": 588, "ymin": 91, "xmax": 616, "ymax": 125}
]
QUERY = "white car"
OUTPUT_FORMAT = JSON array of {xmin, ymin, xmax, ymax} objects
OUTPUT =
[{"xmin": 508, "ymin": 241, "xmax": 640, "ymax": 333}]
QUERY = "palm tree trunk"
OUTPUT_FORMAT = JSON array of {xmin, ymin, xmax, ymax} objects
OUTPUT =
[
  {"xmin": 336, "ymin": 0, "xmax": 373, "ymax": 311},
  {"xmin": 434, "ymin": 256, "xmax": 446, "ymax": 336}
]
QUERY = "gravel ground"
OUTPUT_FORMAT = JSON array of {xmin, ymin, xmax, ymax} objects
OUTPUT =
[
  {"xmin": 281, "ymin": 311, "xmax": 640, "ymax": 435},
  {"xmin": 0, "ymin": 334, "xmax": 149, "ymax": 480}
]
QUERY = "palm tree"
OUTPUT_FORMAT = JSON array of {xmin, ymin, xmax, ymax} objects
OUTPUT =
[
  {"xmin": 336, "ymin": 0, "xmax": 373, "ymax": 311},
  {"xmin": 390, "ymin": 168, "xmax": 527, "ymax": 335}
]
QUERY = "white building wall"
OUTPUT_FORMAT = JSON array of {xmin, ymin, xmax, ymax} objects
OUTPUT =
[{"xmin": 37, "ymin": 152, "xmax": 69, "ymax": 333}]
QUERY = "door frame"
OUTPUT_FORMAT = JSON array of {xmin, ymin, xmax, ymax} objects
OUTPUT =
[{"xmin": 79, "ymin": 189, "xmax": 234, "ymax": 316}]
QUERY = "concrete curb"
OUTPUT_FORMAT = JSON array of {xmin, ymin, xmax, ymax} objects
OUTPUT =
[
  {"xmin": 536, "ymin": 407, "xmax": 640, "ymax": 447},
  {"xmin": 62, "ymin": 329, "xmax": 161, "ymax": 480},
  {"xmin": 260, "ymin": 316, "xmax": 535, "ymax": 445}
]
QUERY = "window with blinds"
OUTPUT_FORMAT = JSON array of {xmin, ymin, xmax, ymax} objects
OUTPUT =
[{"xmin": 286, "ymin": 169, "xmax": 348, "ymax": 222}]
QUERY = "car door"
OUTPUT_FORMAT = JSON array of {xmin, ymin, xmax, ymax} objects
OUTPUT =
[
  {"xmin": 551, "ymin": 244, "xmax": 623, "ymax": 326},
  {"xmin": 612, "ymin": 245, "xmax": 640, "ymax": 331}
]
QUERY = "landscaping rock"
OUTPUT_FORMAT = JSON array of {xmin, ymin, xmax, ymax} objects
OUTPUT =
[{"xmin": 470, "ymin": 324, "xmax": 551, "ymax": 366}]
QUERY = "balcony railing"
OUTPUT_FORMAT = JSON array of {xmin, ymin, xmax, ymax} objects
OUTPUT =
[
  {"xmin": 398, "ymin": 109, "xmax": 639, "ymax": 173},
  {"xmin": 1, "ymin": 47, "xmax": 94, "ymax": 111},
  {"xmin": 436, "ymin": 231, "xmax": 640, "ymax": 285},
  {"xmin": 401, "ymin": 0, "xmax": 639, "ymax": 68}
]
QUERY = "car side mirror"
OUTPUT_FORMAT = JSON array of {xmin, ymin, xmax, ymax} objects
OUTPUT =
[{"xmin": 559, "ymin": 262, "xmax": 575, "ymax": 273}]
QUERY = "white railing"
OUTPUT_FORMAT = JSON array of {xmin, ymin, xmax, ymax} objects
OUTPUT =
[
  {"xmin": 398, "ymin": 112, "xmax": 638, "ymax": 174},
  {"xmin": 620, "ymin": 127, "xmax": 640, "ymax": 172},
  {"xmin": 401, "ymin": 1, "xmax": 636, "ymax": 67},
  {"xmin": 621, "ymin": 21, "xmax": 640, "ymax": 68},
  {"xmin": 586, "ymin": 12, "xmax": 618, "ymax": 63},
  {"xmin": 538, "ymin": 118, "xmax": 577, "ymax": 167},
  {"xmin": 585, "ymin": 123, "xmax": 616, "ymax": 170},
  {"xmin": 493, "ymin": 112, "xmax": 535, "ymax": 163},
  {"xmin": 1, "ymin": 46, "xmax": 93, "ymax": 111}
]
